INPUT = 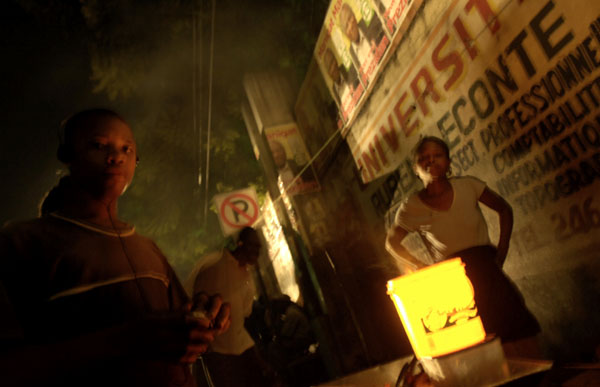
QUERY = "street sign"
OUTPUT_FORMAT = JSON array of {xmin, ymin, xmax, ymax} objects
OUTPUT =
[{"xmin": 213, "ymin": 188, "xmax": 260, "ymax": 236}]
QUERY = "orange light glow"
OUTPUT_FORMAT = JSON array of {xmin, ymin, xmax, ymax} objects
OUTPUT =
[{"xmin": 387, "ymin": 258, "xmax": 486, "ymax": 359}]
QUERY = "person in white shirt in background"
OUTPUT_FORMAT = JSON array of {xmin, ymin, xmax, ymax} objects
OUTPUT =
[{"xmin": 186, "ymin": 227, "xmax": 278, "ymax": 386}]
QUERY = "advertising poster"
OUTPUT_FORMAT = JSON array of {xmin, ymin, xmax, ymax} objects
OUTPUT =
[
  {"xmin": 264, "ymin": 123, "xmax": 321, "ymax": 196},
  {"xmin": 315, "ymin": 0, "xmax": 400, "ymax": 127},
  {"xmin": 372, "ymin": 0, "xmax": 419, "ymax": 38},
  {"xmin": 348, "ymin": 0, "xmax": 600, "ymax": 185},
  {"xmin": 346, "ymin": 0, "xmax": 600, "ymax": 356},
  {"xmin": 315, "ymin": 22, "xmax": 365, "ymax": 124},
  {"xmin": 337, "ymin": 0, "xmax": 390, "ymax": 87}
]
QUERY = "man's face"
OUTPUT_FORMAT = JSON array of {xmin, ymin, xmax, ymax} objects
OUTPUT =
[
  {"xmin": 269, "ymin": 141, "xmax": 287, "ymax": 169},
  {"xmin": 341, "ymin": 5, "xmax": 359, "ymax": 43},
  {"xmin": 69, "ymin": 116, "xmax": 137, "ymax": 201},
  {"xmin": 236, "ymin": 232, "xmax": 262, "ymax": 267}
]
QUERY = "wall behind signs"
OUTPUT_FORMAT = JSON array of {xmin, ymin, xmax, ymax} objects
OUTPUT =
[{"xmin": 347, "ymin": 0, "xmax": 600, "ymax": 360}]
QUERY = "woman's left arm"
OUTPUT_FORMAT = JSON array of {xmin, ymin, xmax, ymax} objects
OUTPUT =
[{"xmin": 478, "ymin": 187, "xmax": 513, "ymax": 267}]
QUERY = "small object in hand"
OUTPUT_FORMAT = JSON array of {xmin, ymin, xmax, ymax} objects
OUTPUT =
[{"xmin": 191, "ymin": 310, "xmax": 213, "ymax": 328}]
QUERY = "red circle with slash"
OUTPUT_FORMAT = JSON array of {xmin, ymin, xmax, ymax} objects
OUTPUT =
[{"xmin": 220, "ymin": 193, "xmax": 258, "ymax": 228}]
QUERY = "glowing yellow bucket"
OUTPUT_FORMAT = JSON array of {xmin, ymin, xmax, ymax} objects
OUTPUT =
[{"xmin": 387, "ymin": 258, "xmax": 486, "ymax": 359}]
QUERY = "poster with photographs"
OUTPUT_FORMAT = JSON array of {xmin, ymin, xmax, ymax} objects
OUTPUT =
[
  {"xmin": 264, "ymin": 123, "xmax": 321, "ymax": 196},
  {"xmin": 315, "ymin": 25, "xmax": 365, "ymax": 124},
  {"xmin": 371, "ymin": 0, "xmax": 418, "ymax": 38},
  {"xmin": 315, "ymin": 0, "xmax": 393, "ymax": 129},
  {"xmin": 337, "ymin": 0, "xmax": 390, "ymax": 86}
]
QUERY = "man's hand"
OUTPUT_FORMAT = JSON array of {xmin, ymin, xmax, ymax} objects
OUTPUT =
[
  {"xmin": 192, "ymin": 293, "xmax": 231, "ymax": 334},
  {"xmin": 118, "ymin": 306, "xmax": 229, "ymax": 364},
  {"xmin": 179, "ymin": 313, "xmax": 220, "ymax": 363}
]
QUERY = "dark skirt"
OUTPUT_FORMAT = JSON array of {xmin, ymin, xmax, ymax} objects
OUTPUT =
[{"xmin": 447, "ymin": 245, "xmax": 541, "ymax": 342}]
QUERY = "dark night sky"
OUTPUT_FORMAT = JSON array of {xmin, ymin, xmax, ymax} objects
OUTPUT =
[{"xmin": 1, "ymin": 1, "xmax": 110, "ymax": 224}]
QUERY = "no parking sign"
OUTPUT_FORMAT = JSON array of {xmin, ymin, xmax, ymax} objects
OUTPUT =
[{"xmin": 213, "ymin": 188, "xmax": 260, "ymax": 236}]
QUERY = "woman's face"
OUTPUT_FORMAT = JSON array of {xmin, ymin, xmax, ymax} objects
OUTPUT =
[
  {"xmin": 68, "ymin": 116, "xmax": 137, "ymax": 202},
  {"xmin": 414, "ymin": 141, "xmax": 450, "ymax": 182}
]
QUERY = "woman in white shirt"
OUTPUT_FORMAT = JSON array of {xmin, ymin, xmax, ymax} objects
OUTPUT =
[{"xmin": 386, "ymin": 136, "xmax": 540, "ymax": 357}]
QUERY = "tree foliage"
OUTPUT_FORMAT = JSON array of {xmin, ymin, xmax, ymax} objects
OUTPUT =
[{"xmin": 16, "ymin": 0, "xmax": 328, "ymax": 277}]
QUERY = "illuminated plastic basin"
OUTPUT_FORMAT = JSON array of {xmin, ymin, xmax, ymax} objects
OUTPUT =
[{"xmin": 387, "ymin": 258, "xmax": 486, "ymax": 359}]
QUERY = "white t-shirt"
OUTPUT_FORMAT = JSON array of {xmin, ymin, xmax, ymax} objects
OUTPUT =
[
  {"xmin": 185, "ymin": 249, "xmax": 256, "ymax": 355},
  {"xmin": 394, "ymin": 176, "xmax": 491, "ymax": 262}
]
